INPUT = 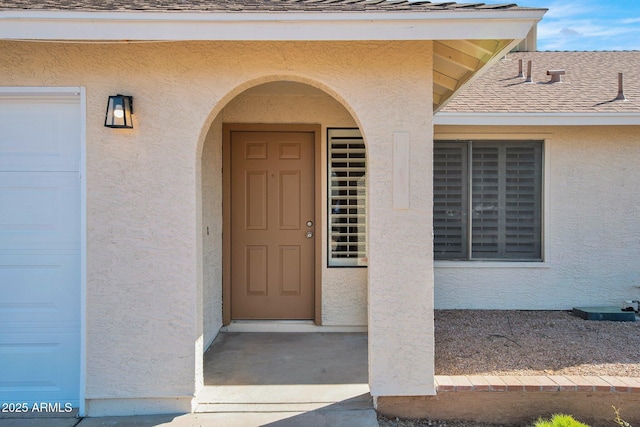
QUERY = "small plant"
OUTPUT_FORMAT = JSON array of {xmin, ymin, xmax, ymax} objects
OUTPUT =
[
  {"xmin": 531, "ymin": 413, "xmax": 590, "ymax": 427},
  {"xmin": 613, "ymin": 406, "xmax": 633, "ymax": 427}
]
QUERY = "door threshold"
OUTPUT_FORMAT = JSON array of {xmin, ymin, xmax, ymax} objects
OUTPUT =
[{"xmin": 221, "ymin": 321, "xmax": 367, "ymax": 333}]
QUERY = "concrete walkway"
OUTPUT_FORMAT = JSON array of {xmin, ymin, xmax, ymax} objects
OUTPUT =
[
  {"xmin": 1, "ymin": 410, "xmax": 378, "ymax": 426},
  {"xmin": 1, "ymin": 332, "xmax": 378, "ymax": 427}
]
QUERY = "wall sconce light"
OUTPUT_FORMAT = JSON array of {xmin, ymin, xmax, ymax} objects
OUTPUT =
[{"xmin": 104, "ymin": 94, "xmax": 133, "ymax": 128}]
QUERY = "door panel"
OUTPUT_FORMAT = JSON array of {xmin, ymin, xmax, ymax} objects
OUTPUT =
[
  {"xmin": 0, "ymin": 99, "xmax": 80, "ymax": 172},
  {"xmin": 0, "ymin": 94, "xmax": 80, "ymax": 406},
  {"xmin": 280, "ymin": 246, "xmax": 301, "ymax": 295},
  {"xmin": 246, "ymin": 245, "xmax": 268, "ymax": 295},
  {"xmin": 0, "ymin": 332, "xmax": 80, "ymax": 404},
  {"xmin": 246, "ymin": 171, "xmax": 268, "ymax": 230},
  {"xmin": 230, "ymin": 131, "xmax": 314, "ymax": 319},
  {"xmin": 0, "ymin": 253, "xmax": 79, "ymax": 324},
  {"xmin": 0, "ymin": 172, "xmax": 80, "ymax": 250},
  {"xmin": 279, "ymin": 171, "xmax": 300, "ymax": 229}
]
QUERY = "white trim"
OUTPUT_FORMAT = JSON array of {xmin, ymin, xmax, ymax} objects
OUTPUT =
[
  {"xmin": 78, "ymin": 87, "xmax": 87, "ymax": 418},
  {"xmin": 435, "ymin": 261, "xmax": 551, "ymax": 269},
  {"xmin": 542, "ymin": 135, "xmax": 551, "ymax": 264},
  {"xmin": 435, "ymin": 112, "xmax": 640, "ymax": 126},
  {"xmin": 221, "ymin": 320, "xmax": 367, "ymax": 333},
  {"xmin": 0, "ymin": 86, "xmax": 81, "ymax": 97},
  {"xmin": 434, "ymin": 131, "xmax": 554, "ymax": 140},
  {"xmin": 0, "ymin": 10, "xmax": 544, "ymax": 41}
]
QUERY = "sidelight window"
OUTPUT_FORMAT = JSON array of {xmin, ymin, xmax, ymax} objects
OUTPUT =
[{"xmin": 328, "ymin": 128, "xmax": 367, "ymax": 267}]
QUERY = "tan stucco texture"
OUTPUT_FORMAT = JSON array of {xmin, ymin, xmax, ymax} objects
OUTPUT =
[{"xmin": 1, "ymin": 40, "xmax": 436, "ymax": 410}]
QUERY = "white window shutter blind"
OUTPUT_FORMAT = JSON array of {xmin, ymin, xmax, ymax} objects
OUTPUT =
[{"xmin": 328, "ymin": 129, "xmax": 367, "ymax": 267}]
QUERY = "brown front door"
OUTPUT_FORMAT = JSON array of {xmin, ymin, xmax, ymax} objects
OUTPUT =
[{"xmin": 229, "ymin": 130, "xmax": 315, "ymax": 319}]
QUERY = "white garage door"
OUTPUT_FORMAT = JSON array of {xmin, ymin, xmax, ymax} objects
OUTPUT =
[{"xmin": 0, "ymin": 90, "xmax": 82, "ymax": 407}]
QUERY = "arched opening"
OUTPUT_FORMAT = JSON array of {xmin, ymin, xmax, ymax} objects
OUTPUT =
[{"xmin": 196, "ymin": 79, "xmax": 370, "ymax": 410}]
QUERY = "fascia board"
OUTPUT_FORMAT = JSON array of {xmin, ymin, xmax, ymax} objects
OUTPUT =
[
  {"xmin": 0, "ymin": 86, "xmax": 82, "ymax": 98},
  {"xmin": 434, "ymin": 112, "xmax": 640, "ymax": 126},
  {"xmin": 0, "ymin": 10, "xmax": 545, "ymax": 41}
]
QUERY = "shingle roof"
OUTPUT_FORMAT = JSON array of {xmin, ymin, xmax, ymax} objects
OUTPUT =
[
  {"xmin": 441, "ymin": 51, "xmax": 640, "ymax": 113},
  {"xmin": 0, "ymin": 0, "xmax": 533, "ymax": 13}
]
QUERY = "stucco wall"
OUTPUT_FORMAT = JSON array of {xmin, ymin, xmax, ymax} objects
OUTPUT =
[
  {"xmin": 201, "ymin": 115, "xmax": 223, "ymax": 349},
  {"xmin": 433, "ymin": 125, "xmax": 640, "ymax": 309},
  {"xmin": 0, "ymin": 39, "xmax": 436, "ymax": 413},
  {"xmin": 221, "ymin": 87, "xmax": 367, "ymax": 326}
]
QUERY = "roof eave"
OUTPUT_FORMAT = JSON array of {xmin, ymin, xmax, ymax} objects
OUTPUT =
[
  {"xmin": 433, "ymin": 37, "xmax": 521, "ymax": 113},
  {"xmin": 434, "ymin": 112, "xmax": 640, "ymax": 126},
  {"xmin": 0, "ymin": 9, "xmax": 545, "ymax": 41}
]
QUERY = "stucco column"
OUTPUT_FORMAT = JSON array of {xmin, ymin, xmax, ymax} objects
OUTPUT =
[{"xmin": 361, "ymin": 55, "xmax": 435, "ymax": 396}]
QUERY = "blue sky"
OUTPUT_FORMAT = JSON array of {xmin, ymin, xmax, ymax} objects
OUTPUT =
[{"xmin": 491, "ymin": 0, "xmax": 640, "ymax": 51}]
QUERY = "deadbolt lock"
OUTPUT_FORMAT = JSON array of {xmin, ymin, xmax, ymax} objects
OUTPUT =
[{"xmin": 306, "ymin": 221, "xmax": 313, "ymax": 227}]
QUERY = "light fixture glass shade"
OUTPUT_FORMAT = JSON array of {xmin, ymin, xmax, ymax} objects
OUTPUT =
[{"xmin": 104, "ymin": 95, "xmax": 133, "ymax": 128}]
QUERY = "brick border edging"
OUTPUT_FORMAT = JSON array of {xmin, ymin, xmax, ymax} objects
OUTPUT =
[{"xmin": 435, "ymin": 375, "xmax": 640, "ymax": 393}]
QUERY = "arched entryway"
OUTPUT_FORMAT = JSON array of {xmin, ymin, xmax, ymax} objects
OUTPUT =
[
  {"xmin": 199, "ymin": 79, "xmax": 368, "ymax": 343},
  {"xmin": 199, "ymin": 80, "xmax": 368, "ymax": 411}
]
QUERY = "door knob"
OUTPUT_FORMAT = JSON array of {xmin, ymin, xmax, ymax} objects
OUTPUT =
[{"xmin": 306, "ymin": 231, "xmax": 314, "ymax": 238}]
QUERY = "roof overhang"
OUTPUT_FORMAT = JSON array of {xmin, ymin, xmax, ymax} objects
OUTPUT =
[
  {"xmin": 0, "ymin": 8, "xmax": 545, "ymax": 112},
  {"xmin": 0, "ymin": 9, "xmax": 544, "ymax": 41},
  {"xmin": 434, "ymin": 112, "xmax": 640, "ymax": 126}
]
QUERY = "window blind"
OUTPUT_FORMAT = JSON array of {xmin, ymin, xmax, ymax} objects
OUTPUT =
[
  {"xmin": 328, "ymin": 129, "xmax": 367, "ymax": 267},
  {"xmin": 434, "ymin": 143, "xmax": 468, "ymax": 258},
  {"xmin": 434, "ymin": 140, "xmax": 542, "ymax": 261}
]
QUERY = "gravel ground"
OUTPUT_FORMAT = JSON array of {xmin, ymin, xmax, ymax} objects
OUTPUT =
[
  {"xmin": 435, "ymin": 310, "xmax": 640, "ymax": 377},
  {"xmin": 378, "ymin": 310, "xmax": 640, "ymax": 427}
]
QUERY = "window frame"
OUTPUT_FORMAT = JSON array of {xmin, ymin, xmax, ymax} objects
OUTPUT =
[
  {"xmin": 434, "ymin": 139, "xmax": 544, "ymax": 262},
  {"xmin": 327, "ymin": 127, "xmax": 367, "ymax": 268}
]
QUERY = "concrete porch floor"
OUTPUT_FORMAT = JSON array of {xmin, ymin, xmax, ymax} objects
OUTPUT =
[
  {"xmin": 196, "ymin": 331, "xmax": 378, "ymax": 426},
  {"xmin": 203, "ymin": 332, "xmax": 368, "ymax": 386}
]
